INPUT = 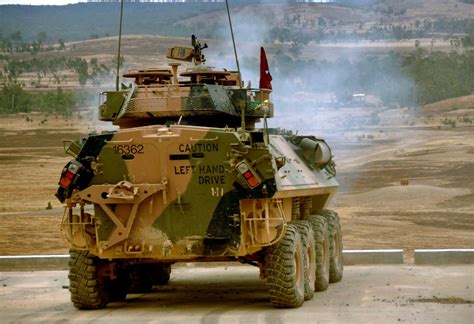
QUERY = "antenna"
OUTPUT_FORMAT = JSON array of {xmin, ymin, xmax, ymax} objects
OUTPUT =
[
  {"xmin": 225, "ymin": 0, "xmax": 241, "ymax": 88},
  {"xmin": 225, "ymin": 0, "xmax": 246, "ymax": 138},
  {"xmin": 115, "ymin": 0, "xmax": 124, "ymax": 91}
]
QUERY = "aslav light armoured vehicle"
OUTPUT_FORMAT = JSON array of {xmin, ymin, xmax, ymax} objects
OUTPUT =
[{"xmin": 56, "ymin": 36, "xmax": 343, "ymax": 309}]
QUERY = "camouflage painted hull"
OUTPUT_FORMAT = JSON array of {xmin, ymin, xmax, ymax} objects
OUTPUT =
[{"xmin": 59, "ymin": 124, "xmax": 338, "ymax": 261}]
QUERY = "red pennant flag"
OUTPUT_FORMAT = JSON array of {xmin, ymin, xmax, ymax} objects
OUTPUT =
[{"xmin": 259, "ymin": 47, "xmax": 272, "ymax": 90}]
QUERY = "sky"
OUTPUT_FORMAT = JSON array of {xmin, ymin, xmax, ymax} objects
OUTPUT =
[
  {"xmin": 0, "ymin": 0, "xmax": 87, "ymax": 4},
  {"xmin": 0, "ymin": 0, "xmax": 331, "ymax": 5}
]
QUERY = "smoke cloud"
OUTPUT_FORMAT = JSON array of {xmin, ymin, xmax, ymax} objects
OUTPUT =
[{"xmin": 205, "ymin": 3, "xmax": 422, "ymax": 196}]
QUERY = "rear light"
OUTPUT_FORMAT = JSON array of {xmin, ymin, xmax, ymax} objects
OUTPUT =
[
  {"xmin": 243, "ymin": 171, "xmax": 252, "ymax": 179},
  {"xmin": 246, "ymin": 175, "xmax": 260, "ymax": 188},
  {"xmin": 56, "ymin": 159, "xmax": 94, "ymax": 203},
  {"xmin": 58, "ymin": 160, "xmax": 83, "ymax": 189},
  {"xmin": 237, "ymin": 162, "xmax": 261, "ymax": 189},
  {"xmin": 59, "ymin": 171, "xmax": 75, "ymax": 188}
]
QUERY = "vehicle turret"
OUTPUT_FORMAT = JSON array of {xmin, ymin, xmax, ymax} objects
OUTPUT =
[{"xmin": 99, "ymin": 35, "xmax": 272, "ymax": 129}]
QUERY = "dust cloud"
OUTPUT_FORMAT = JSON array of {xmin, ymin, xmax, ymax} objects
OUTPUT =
[
  {"xmin": 206, "ymin": 3, "xmax": 422, "ymax": 195},
  {"xmin": 207, "ymin": 4, "xmax": 418, "ymax": 134}
]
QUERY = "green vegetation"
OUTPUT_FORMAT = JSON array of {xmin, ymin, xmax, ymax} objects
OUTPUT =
[
  {"xmin": 0, "ymin": 84, "xmax": 77, "ymax": 116},
  {"xmin": 260, "ymin": 19, "xmax": 474, "ymax": 44},
  {"xmin": 1, "ymin": 56, "xmax": 111, "ymax": 85},
  {"xmin": 461, "ymin": 116, "xmax": 473, "ymax": 124},
  {"xmin": 441, "ymin": 118, "xmax": 457, "ymax": 128},
  {"xmin": 0, "ymin": 30, "xmax": 66, "ymax": 54},
  {"xmin": 0, "ymin": 29, "xmax": 115, "ymax": 117},
  {"xmin": 404, "ymin": 49, "xmax": 474, "ymax": 104}
]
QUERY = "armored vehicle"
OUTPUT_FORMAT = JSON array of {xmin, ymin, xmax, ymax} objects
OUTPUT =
[{"xmin": 56, "ymin": 36, "xmax": 343, "ymax": 309}]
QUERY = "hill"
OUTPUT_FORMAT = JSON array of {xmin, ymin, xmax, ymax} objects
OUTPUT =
[
  {"xmin": 0, "ymin": 0, "xmax": 473, "ymax": 43},
  {"xmin": 0, "ymin": 2, "xmax": 223, "ymax": 41}
]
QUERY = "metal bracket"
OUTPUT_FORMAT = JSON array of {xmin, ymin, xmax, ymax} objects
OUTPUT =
[{"xmin": 75, "ymin": 180, "xmax": 168, "ymax": 251}]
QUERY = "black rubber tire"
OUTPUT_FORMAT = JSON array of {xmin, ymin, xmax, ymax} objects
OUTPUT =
[
  {"xmin": 290, "ymin": 220, "xmax": 316, "ymax": 301},
  {"xmin": 305, "ymin": 215, "xmax": 330, "ymax": 292},
  {"xmin": 68, "ymin": 249, "xmax": 109, "ymax": 310},
  {"xmin": 318, "ymin": 209, "xmax": 344, "ymax": 283},
  {"xmin": 265, "ymin": 224, "xmax": 305, "ymax": 308}
]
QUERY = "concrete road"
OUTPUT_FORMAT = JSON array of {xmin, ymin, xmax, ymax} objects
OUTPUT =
[{"xmin": 0, "ymin": 265, "xmax": 472, "ymax": 323}]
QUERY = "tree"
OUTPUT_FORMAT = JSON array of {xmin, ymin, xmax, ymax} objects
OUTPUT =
[
  {"xmin": 461, "ymin": 36, "xmax": 474, "ymax": 49},
  {"xmin": 0, "ymin": 83, "xmax": 32, "ymax": 113},
  {"xmin": 37, "ymin": 31, "xmax": 48, "ymax": 45},
  {"xmin": 58, "ymin": 39, "xmax": 66, "ymax": 50},
  {"xmin": 9, "ymin": 31, "xmax": 23, "ymax": 52}
]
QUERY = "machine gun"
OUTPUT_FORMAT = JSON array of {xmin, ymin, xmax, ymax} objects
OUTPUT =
[{"xmin": 167, "ymin": 34, "xmax": 208, "ymax": 65}]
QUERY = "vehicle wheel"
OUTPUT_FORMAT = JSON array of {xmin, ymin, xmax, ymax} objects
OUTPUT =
[
  {"xmin": 305, "ymin": 215, "xmax": 330, "ymax": 292},
  {"xmin": 68, "ymin": 249, "xmax": 109, "ymax": 309},
  {"xmin": 290, "ymin": 220, "xmax": 316, "ymax": 301},
  {"xmin": 318, "ymin": 209, "xmax": 344, "ymax": 283},
  {"xmin": 265, "ymin": 224, "xmax": 305, "ymax": 308},
  {"xmin": 150, "ymin": 263, "xmax": 171, "ymax": 286}
]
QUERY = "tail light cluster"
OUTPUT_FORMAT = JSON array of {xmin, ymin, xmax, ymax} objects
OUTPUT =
[
  {"xmin": 59, "ymin": 160, "xmax": 83, "ymax": 189},
  {"xmin": 59, "ymin": 161, "xmax": 82, "ymax": 188},
  {"xmin": 56, "ymin": 159, "xmax": 94, "ymax": 203},
  {"xmin": 236, "ymin": 161, "xmax": 261, "ymax": 189}
]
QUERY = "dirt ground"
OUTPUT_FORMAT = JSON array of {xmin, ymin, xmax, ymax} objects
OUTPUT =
[
  {"xmin": 333, "ymin": 97, "xmax": 474, "ymax": 252},
  {"xmin": 0, "ymin": 93, "xmax": 472, "ymax": 255},
  {"xmin": 0, "ymin": 112, "xmax": 113, "ymax": 255},
  {"xmin": 1, "ymin": 265, "xmax": 473, "ymax": 322}
]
